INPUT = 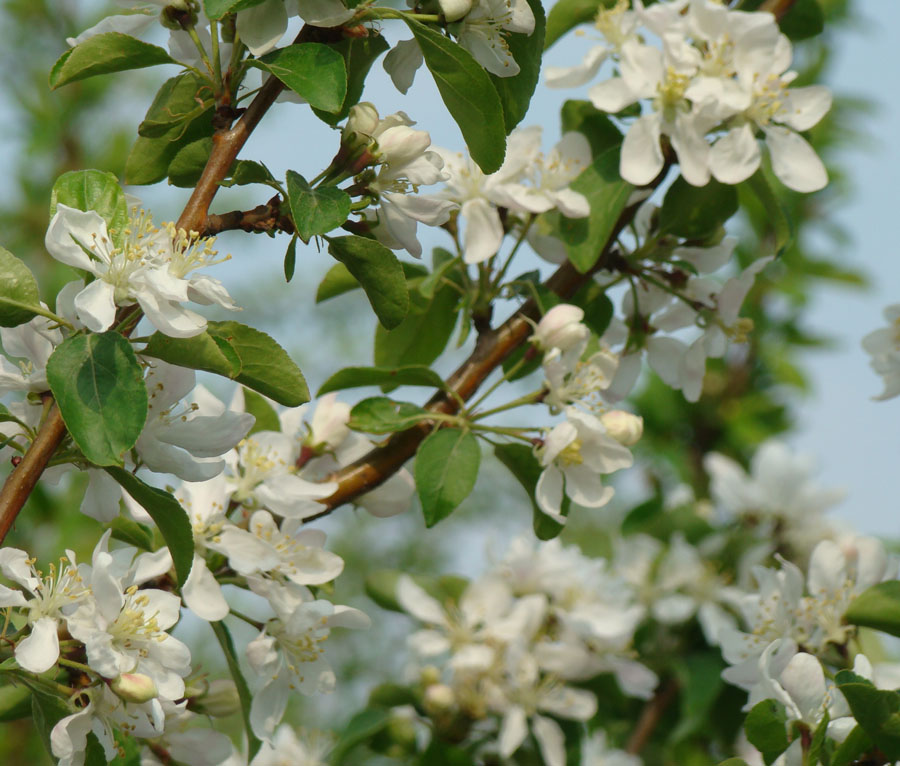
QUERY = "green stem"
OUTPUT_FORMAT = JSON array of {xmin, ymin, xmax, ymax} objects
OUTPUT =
[
  {"xmin": 471, "ymin": 389, "xmax": 545, "ymax": 421},
  {"xmin": 466, "ymin": 354, "xmax": 532, "ymax": 412},
  {"xmin": 24, "ymin": 304, "xmax": 74, "ymax": 330},
  {"xmin": 470, "ymin": 424, "xmax": 536, "ymax": 439},
  {"xmin": 209, "ymin": 19, "xmax": 223, "ymax": 94},
  {"xmin": 212, "ymin": 621, "xmax": 263, "ymax": 760},
  {"xmin": 57, "ymin": 657, "xmax": 94, "ymax": 675},
  {"xmin": 185, "ymin": 24, "xmax": 216, "ymax": 81},
  {"xmin": 492, "ymin": 214, "xmax": 535, "ymax": 291},
  {"xmin": 229, "ymin": 608, "xmax": 264, "ymax": 631}
]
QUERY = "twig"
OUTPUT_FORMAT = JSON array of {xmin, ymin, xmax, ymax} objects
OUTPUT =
[
  {"xmin": 625, "ymin": 677, "xmax": 680, "ymax": 755},
  {"xmin": 203, "ymin": 196, "xmax": 295, "ymax": 236}
]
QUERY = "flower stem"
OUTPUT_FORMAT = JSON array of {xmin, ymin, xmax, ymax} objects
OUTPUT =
[{"xmin": 470, "ymin": 389, "xmax": 545, "ymax": 421}]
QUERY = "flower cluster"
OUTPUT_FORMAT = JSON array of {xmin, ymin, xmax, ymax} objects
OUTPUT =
[
  {"xmin": 547, "ymin": 0, "xmax": 832, "ymax": 192},
  {"xmin": 530, "ymin": 305, "xmax": 642, "ymax": 521},
  {"xmin": 862, "ymin": 303, "xmax": 900, "ymax": 400},
  {"xmin": 397, "ymin": 536, "xmax": 654, "ymax": 766}
]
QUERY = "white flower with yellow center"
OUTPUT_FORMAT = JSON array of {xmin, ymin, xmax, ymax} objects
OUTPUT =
[
  {"xmin": 45, "ymin": 203, "xmax": 238, "ymax": 338},
  {"xmin": 0, "ymin": 548, "xmax": 90, "ymax": 673},
  {"xmin": 245, "ymin": 579, "xmax": 370, "ymax": 741}
]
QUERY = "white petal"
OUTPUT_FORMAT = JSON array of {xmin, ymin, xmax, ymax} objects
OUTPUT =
[
  {"xmin": 67, "ymin": 13, "xmax": 155, "ymax": 47},
  {"xmin": 80, "ymin": 469, "xmax": 123, "ymax": 522},
  {"xmin": 535, "ymin": 466, "xmax": 567, "ymax": 523},
  {"xmin": 620, "ymin": 113, "xmax": 664, "ymax": 185},
  {"xmin": 764, "ymin": 126, "xmax": 827, "ymax": 193},
  {"xmin": 236, "ymin": 0, "xmax": 288, "ymax": 56},
  {"xmin": 532, "ymin": 714, "xmax": 566, "ymax": 766},
  {"xmin": 397, "ymin": 575, "xmax": 447, "ymax": 625},
  {"xmin": 589, "ymin": 77, "xmax": 638, "ymax": 113},
  {"xmin": 498, "ymin": 705, "xmax": 528, "ymax": 757},
  {"xmin": 383, "ymin": 39, "xmax": 424, "ymax": 95},
  {"xmin": 182, "ymin": 555, "xmax": 229, "ymax": 621},
  {"xmin": 17, "ymin": 617, "xmax": 60, "ymax": 673},
  {"xmin": 778, "ymin": 85, "xmax": 831, "ymax": 131},
  {"xmin": 45, "ymin": 205, "xmax": 108, "ymax": 271},
  {"xmin": 461, "ymin": 198, "xmax": 504, "ymax": 264},
  {"xmin": 710, "ymin": 124, "xmax": 760, "ymax": 185},
  {"xmin": 73, "ymin": 279, "xmax": 117, "ymax": 332},
  {"xmin": 296, "ymin": 0, "xmax": 354, "ymax": 27},
  {"xmin": 545, "ymin": 45, "xmax": 609, "ymax": 88}
]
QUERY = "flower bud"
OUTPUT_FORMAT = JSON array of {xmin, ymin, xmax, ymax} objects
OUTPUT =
[
  {"xmin": 343, "ymin": 103, "xmax": 380, "ymax": 142},
  {"xmin": 110, "ymin": 673, "xmax": 158, "ymax": 704},
  {"xmin": 423, "ymin": 683, "xmax": 456, "ymax": 715},
  {"xmin": 438, "ymin": 0, "xmax": 473, "ymax": 21},
  {"xmin": 533, "ymin": 304, "xmax": 589, "ymax": 352},
  {"xmin": 601, "ymin": 410, "xmax": 643, "ymax": 446},
  {"xmin": 189, "ymin": 679, "xmax": 241, "ymax": 718},
  {"xmin": 420, "ymin": 665, "xmax": 442, "ymax": 687}
]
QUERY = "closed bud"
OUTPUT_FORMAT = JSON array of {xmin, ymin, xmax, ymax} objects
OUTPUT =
[
  {"xmin": 533, "ymin": 304, "xmax": 589, "ymax": 352},
  {"xmin": 189, "ymin": 679, "xmax": 241, "ymax": 718},
  {"xmin": 343, "ymin": 103, "xmax": 380, "ymax": 143},
  {"xmin": 601, "ymin": 410, "xmax": 643, "ymax": 446},
  {"xmin": 110, "ymin": 673, "xmax": 158, "ymax": 704},
  {"xmin": 423, "ymin": 683, "xmax": 456, "ymax": 715},
  {"xmin": 438, "ymin": 0, "xmax": 473, "ymax": 21},
  {"xmin": 420, "ymin": 665, "xmax": 442, "ymax": 687}
]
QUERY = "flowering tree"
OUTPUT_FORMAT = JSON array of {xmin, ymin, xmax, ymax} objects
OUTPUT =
[{"xmin": 0, "ymin": 0, "xmax": 896, "ymax": 764}]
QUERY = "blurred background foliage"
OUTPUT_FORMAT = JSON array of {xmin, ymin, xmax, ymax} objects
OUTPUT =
[{"xmin": 0, "ymin": 0, "xmax": 878, "ymax": 762}]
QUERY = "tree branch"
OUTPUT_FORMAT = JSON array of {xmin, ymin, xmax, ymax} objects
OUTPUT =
[
  {"xmin": 203, "ymin": 196, "xmax": 294, "ymax": 237},
  {"xmin": 625, "ymin": 677, "xmax": 680, "ymax": 755}
]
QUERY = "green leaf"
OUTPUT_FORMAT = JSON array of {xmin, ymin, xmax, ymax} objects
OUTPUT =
[
  {"xmin": 207, "ymin": 321, "xmax": 309, "ymax": 406},
  {"xmin": 778, "ymin": 0, "xmax": 824, "ymax": 40},
  {"xmin": 204, "ymin": 0, "xmax": 266, "ymax": 19},
  {"xmin": 402, "ymin": 16, "xmax": 506, "ymax": 174},
  {"xmin": 108, "ymin": 516, "xmax": 154, "ymax": 551},
  {"xmin": 126, "ymin": 73, "xmax": 215, "ymax": 186},
  {"xmin": 807, "ymin": 709, "xmax": 829, "ymax": 766},
  {"xmin": 744, "ymin": 699, "xmax": 789, "ymax": 764},
  {"xmin": 845, "ymin": 581, "xmax": 900, "ymax": 637},
  {"xmin": 242, "ymin": 387, "xmax": 281, "ymax": 435},
  {"xmin": 365, "ymin": 569, "xmax": 404, "ymax": 612},
  {"xmin": 545, "ymin": 0, "xmax": 612, "ymax": 49},
  {"xmin": 659, "ymin": 176, "xmax": 739, "ymax": 240},
  {"xmin": 319, "ymin": 365, "xmax": 447, "ymax": 395},
  {"xmin": 835, "ymin": 674, "xmax": 900, "ymax": 759},
  {"xmin": 312, "ymin": 33, "xmax": 391, "ymax": 125},
  {"xmin": 331, "ymin": 708, "xmax": 392, "ymax": 763},
  {"xmin": 561, "ymin": 99, "xmax": 623, "ymax": 156},
  {"xmin": 250, "ymin": 44, "xmax": 347, "ymax": 113},
  {"xmin": 104, "ymin": 467, "xmax": 193, "ymax": 586},
  {"xmin": 672, "ymin": 652, "xmax": 726, "ymax": 743},
  {"xmin": 0, "ymin": 248, "xmax": 42, "ymax": 328},
  {"xmin": 831, "ymin": 724, "xmax": 874, "ymax": 766},
  {"xmin": 416, "ymin": 428, "xmax": 480, "ymax": 527},
  {"xmin": 211, "ymin": 621, "xmax": 263, "ymax": 761},
  {"xmin": 417, "ymin": 248, "xmax": 458, "ymax": 299},
  {"xmin": 348, "ymin": 397, "xmax": 430, "ymax": 434},
  {"xmin": 286, "ymin": 171, "xmax": 351, "ymax": 242},
  {"xmin": 49, "ymin": 169, "xmax": 128, "ymax": 236},
  {"xmin": 142, "ymin": 330, "xmax": 242, "ymax": 378},
  {"xmin": 49, "ymin": 32, "xmax": 176, "ymax": 89},
  {"xmin": 570, "ymin": 282, "xmax": 614, "ymax": 337},
  {"xmin": 316, "ymin": 262, "xmax": 359, "ymax": 303},
  {"xmin": 0, "ymin": 684, "xmax": 32, "ymax": 722},
  {"xmin": 220, "ymin": 160, "xmax": 277, "ymax": 188},
  {"xmin": 47, "ymin": 332, "xmax": 147, "ymax": 466},
  {"xmin": 375, "ymin": 270, "xmax": 460, "ymax": 370},
  {"xmin": 417, "ymin": 740, "xmax": 476, "ymax": 765},
  {"xmin": 494, "ymin": 443, "xmax": 568, "ymax": 540},
  {"xmin": 556, "ymin": 144, "xmax": 633, "ymax": 272},
  {"xmin": 489, "ymin": 0, "xmax": 545, "ymax": 133},
  {"xmin": 31, "ymin": 685, "xmax": 72, "ymax": 759},
  {"xmin": 284, "ymin": 234, "xmax": 298, "ymax": 283},
  {"xmin": 742, "ymin": 168, "xmax": 794, "ymax": 256},
  {"xmin": 717, "ymin": 761, "xmax": 750, "ymax": 766},
  {"xmin": 327, "ymin": 236, "xmax": 410, "ymax": 330},
  {"xmin": 167, "ymin": 137, "xmax": 213, "ymax": 188}
]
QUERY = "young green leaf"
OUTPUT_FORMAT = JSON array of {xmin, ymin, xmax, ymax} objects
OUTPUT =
[
  {"xmin": 167, "ymin": 138, "xmax": 214, "ymax": 188},
  {"xmin": 250, "ymin": 44, "xmax": 347, "ymax": 113},
  {"xmin": 104, "ymin": 467, "xmax": 194, "ymax": 587},
  {"xmin": 744, "ymin": 699, "xmax": 789, "ymax": 764},
  {"xmin": 220, "ymin": 160, "xmax": 278, "ymax": 188},
  {"xmin": 319, "ymin": 365, "xmax": 447, "ymax": 395},
  {"xmin": 835, "ymin": 673, "xmax": 900, "ymax": 759},
  {"xmin": 47, "ymin": 332, "xmax": 148, "ymax": 467},
  {"xmin": 206, "ymin": 321, "xmax": 309, "ymax": 406},
  {"xmin": 108, "ymin": 516, "xmax": 155, "ymax": 552},
  {"xmin": 741, "ymin": 167, "xmax": 794, "ymax": 256},
  {"xmin": 142, "ymin": 330, "xmax": 242, "ymax": 378},
  {"xmin": 416, "ymin": 428, "xmax": 481, "ymax": 527},
  {"xmin": 489, "ymin": 0, "xmax": 545, "ymax": 133},
  {"xmin": 327, "ymin": 235, "xmax": 410, "ymax": 329},
  {"xmin": 49, "ymin": 32, "xmax": 176, "ymax": 89},
  {"xmin": 844, "ymin": 581, "xmax": 900, "ymax": 637},
  {"xmin": 286, "ymin": 171, "xmax": 351, "ymax": 242},
  {"xmin": 211, "ymin": 621, "xmax": 263, "ymax": 760},
  {"xmin": 0, "ymin": 248, "xmax": 42, "ymax": 327},
  {"xmin": 204, "ymin": 0, "xmax": 267, "ymax": 19},
  {"xmin": 330, "ymin": 708, "xmax": 392, "ymax": 764},
  {"xmin": 659, "ymin": 176, "xmax": 739, "ymax": 240},
  {"xmin": 50, "ymin": 169, "xmax": 128, "ymax": 236},
  {"xmin": 401, "ymin": 16, "xmax": 507, "ymax": 174},
  {"xmin": 555, "ymin": 144, "xmax": 633, "ymax": 272},
  {"xmin": 545, "ymin": 0, "xmax": 611, "ymax": 49},
  {"xmin": 494, "ymin": 443, "xmax": 568, "ymax": 540},
  {"xmin": 312, "ymin": 33, "xmax": 391, "ymax": 125},
  {"xmin": 348, "ymin": 397, "xmax": 430, "ymax": 434},
  {"xmin": 242, "ymin": 387, "xmax": 281, "ymax": 435},
  {"xmin": 316, "ymin": 262, "xmax": 359, "ymax": 303},
  {"xmin": 561, "ymin": 100, "xmax": 623, "ymax": 156},
  {"xmin": 284, "ymin": 234, "xmax": 298, "ymax": 283}
]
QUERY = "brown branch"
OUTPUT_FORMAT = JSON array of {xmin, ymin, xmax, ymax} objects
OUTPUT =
[
  {"xmin": 758, "ymin": 0, "xmax": 800, "ymax": 18},
  {"xmin": 307, "ymin": 200, "xmax": 644, "ymax": 520},
  {"xmin": 625, "ymin": 677, "xmax": 680, "ymax": 755},
  {"xmin": 203, "ymin": 196, "xmax": 295, "ymax": 237}
]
